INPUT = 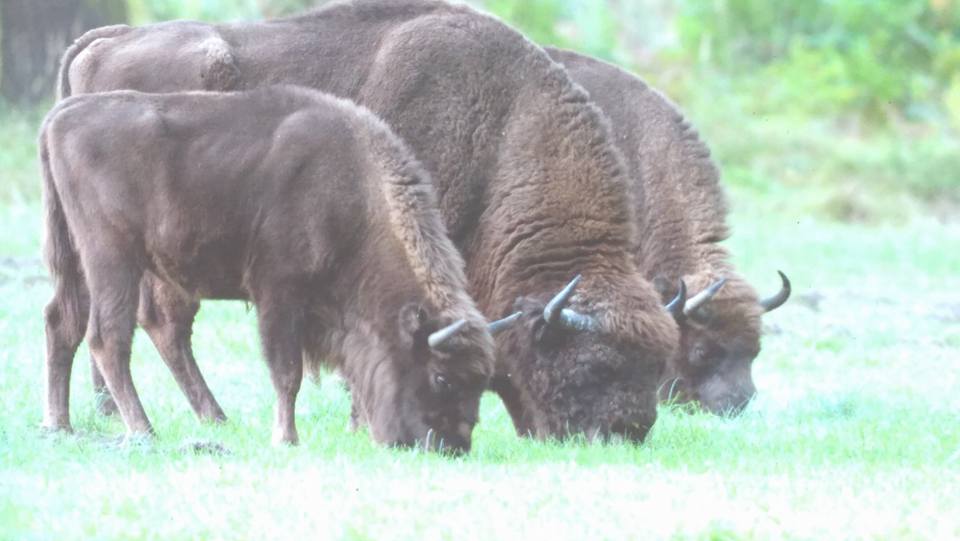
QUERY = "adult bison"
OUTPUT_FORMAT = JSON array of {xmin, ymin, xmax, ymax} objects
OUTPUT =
[
  {"xmin": 547, "ymin": 48, "xmax": 791, "ymax": 415},
  {"xmin": 40, "ymin": 85, "xmax": 501, "ymax": 451},
  {"xmin": 60, "ymin": 0, "xmax": 680, "ymax": 441}
]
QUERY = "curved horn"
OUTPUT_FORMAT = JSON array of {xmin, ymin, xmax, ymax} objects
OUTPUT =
[
  {"xmin": 684, "ymin": 278, "xmax": 727, "ymax": 316},
  {"xmin": 428, "ymin": 319, "xmax": 467, "ymax": 350},
  {"xmin": 544, "ymin": 275, "xmax": 581, "ymax": 325},
  {"xmin": 543, "ymin": 275, "xmax": 599, "ymax": 332},
  {"xmin": 488, "ymin": 311, "xmax": 522, "ymax": 335},
  {"xmin": 664, "ymin": 279, "xmax": 687, "ymax": 319},
  {"xmin": 555, "ymin": 308, "xmax": 599, "ymax": 332},
  {"xmin": 759, "ymin": 270, "xmax": 791, "ymax": 312}
]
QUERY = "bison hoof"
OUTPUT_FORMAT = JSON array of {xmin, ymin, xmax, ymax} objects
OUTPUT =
[
  {"xmin": 271, "ymin": 431, "xmax": 299, "ymax": 447},
  {"xmin": 40, "ymin": 421, "xmax": 74, "ymax": 435},
  {"xmin": 95, "ymin": 393, "xmax": 119, "ymax": 416},
  {"xmin": 199, "ymin": 410, "xmax": 228, "ymax": 424},
  {"xmin": 122, "ymin": 432, "xmax": 156, "ymax": 450}
]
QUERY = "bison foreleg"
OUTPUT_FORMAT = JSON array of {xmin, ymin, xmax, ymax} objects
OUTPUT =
[
  {"xmin": 139, "ymin": 276, "xmax": 226, "ymax": 423},
  {"xmin": 255, "ymin": 286, "xmax": 306, "ymax": 446}
]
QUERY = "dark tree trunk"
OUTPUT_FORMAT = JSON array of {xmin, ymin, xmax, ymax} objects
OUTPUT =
[{"xmin": 1, "ymin": 0, "xmax": 127, "ymax": 106}]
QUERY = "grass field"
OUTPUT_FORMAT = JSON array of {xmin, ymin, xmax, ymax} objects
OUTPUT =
[{"xmin": 2, "ymin": 96, "xmax": 960, "ymax": 540}]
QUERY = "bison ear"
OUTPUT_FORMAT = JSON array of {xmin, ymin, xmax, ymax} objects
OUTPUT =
[{"xmin": 398, "ymin": 303, "xmax": 430, "ymax": 345}]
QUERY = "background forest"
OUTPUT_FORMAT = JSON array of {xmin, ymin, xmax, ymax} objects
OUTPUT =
[{"xmin": 4, "ymin": 0, "xmax": 960, "ymax": 220}]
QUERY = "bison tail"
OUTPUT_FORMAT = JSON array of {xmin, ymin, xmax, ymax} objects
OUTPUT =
[
  {"xmin": 40, "ymin": 124, "xmax": 87, "ymax": 337},
  {"xmin": 57, "ymin": 24, "xmax": 131, "ymax": 99}
]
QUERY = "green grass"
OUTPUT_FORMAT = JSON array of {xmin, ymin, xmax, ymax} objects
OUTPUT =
[{"xmin": 1, "ymin": 200, "xmax": 958, "ymax": 539}]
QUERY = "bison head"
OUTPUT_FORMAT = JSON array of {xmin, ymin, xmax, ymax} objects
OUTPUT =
[
  {"xmin": 656, "ymin": 271, "xmax": 791, "ymax": 416},
  {"xmin": 494, "ymin": 275, "xmax": 679, "ymax": 443},
  {"xmin": 351, "ymin": 304, "xmax": 516, "ymax": 454}
]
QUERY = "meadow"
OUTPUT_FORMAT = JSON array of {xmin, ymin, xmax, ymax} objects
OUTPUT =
[
  {"xmin": 2, "ymin": 130, "xmax": 959, "ymax": 539},
  {"xmin": 2, "ymin": 1, "xmax": 960, "ymax": 539}
]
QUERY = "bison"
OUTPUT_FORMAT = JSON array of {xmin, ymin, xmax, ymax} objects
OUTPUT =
[
  {"xmin": 547, "ymin": 48, "xmax": 791, "ymax": 415},
  {"xmin": 59, "ymin": 0, "xmax": 681, "ymax": 441},
  {"xmin": 40, "ymin": 85, "xmax": 509, "ymax": 451}
]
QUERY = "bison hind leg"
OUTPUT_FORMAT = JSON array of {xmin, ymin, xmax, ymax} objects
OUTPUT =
[
  {"xmin": 90, "ymin": 356, "xmax": 118, "ymax": 416},
  {"xmin": 84, "ymin": 256, "xmax": 153, "ymax": 438},
  {"xmin": 43, "ymin": 277, "xmax": 90, "ymax": 432}
]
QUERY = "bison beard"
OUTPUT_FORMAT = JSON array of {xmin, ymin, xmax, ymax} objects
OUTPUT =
[
  {"xmin": 40, "ymin": 86, "xmax": 498, "ymax": 452},
  {"xmin": 59, "ymin": 0, "xmax": 681, "ymax": 441},
  {"xmin": 546, "ymin": 47, "xmax": 791, "ymax": 416}
]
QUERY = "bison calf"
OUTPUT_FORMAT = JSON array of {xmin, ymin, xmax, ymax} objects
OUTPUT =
[{"xmin": 40, "ymin": 86, "xmax": 501, "ymax": 451}]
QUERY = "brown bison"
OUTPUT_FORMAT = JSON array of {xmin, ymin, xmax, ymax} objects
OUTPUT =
[
  {"xmin": 547, "ymin": 48, "xmax": 791, "ymax": 415},
  {"xmin": 40, "ymin": 85, "xmax": 505, "ymax": 451},
  {"xmin": 59, "ymin": 0, "xmax": 681, "ymax": 441}
]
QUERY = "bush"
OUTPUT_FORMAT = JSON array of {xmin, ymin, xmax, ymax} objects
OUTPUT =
[
  {"xmin": 676, "ymin": 0, "xmax": 960, "ymax": 124},
  {"xmin": 479, "ymin": 0, "xmax": 620, "ymax": 61}
]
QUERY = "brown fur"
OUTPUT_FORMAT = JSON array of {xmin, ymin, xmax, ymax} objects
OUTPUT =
[
  {"xmin": 58, "ymin": 0, "xmax": 679, "ymax": 441},
  {"xmin": 548, "ymin": 47, "xmax": 789, "ymax": 414},
  {"xmin": 40, "ymin": 86, "xmax": 494, "ymax": 451}
]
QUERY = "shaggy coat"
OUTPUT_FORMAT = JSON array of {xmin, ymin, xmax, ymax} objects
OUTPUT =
[
  {"xmin": 40, "ymin": 86, "xmax": 494, "ymax": 450},
  {"xmin": 548, "ymin": 47, "xmax": 790, "ymax": 414},
  {"xmin": 59, "ymin": 0, "xmax": 679, "ymax": 440}
]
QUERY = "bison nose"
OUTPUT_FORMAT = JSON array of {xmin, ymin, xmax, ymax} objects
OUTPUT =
[
  {"xmin": 709, "ymin": 390, "xmax": 755, "ymax": 417},
  {"xmin": 419, "ymin": 428, "xmax": 470, "ymax": 455},
  {"xmin": 436, "ymin": 434, "xmax": 470, "ymax": 456}
]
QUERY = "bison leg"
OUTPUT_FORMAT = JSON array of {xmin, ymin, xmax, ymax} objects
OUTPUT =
[
  {"xmin": 43, "ymin": 279, "xmax": 90, "ymax": 432},
  {"xmin": 85, "ymin": 258, "xmax": 153, "ymax": 437},
  {"xmin": 490, "ymin": 376, "xmax": 536, "ymax": 438},
  {"xmin": 90, "ymin": 356, "xmax": 118, "ymax": 416},
  {"xmin": 139, "ymin": 277, "xmax": 226, "ymax": 423},
  {"xmin": 255, "ymin": 287, "xmax": 305, "ymax": 446}
]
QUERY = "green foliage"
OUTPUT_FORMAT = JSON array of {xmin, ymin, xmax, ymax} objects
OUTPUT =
[
  {"xmin": 255, "ymin": 0, "xmax": 323, "ymax": 18},
  {"xmin": 478, "ymin": 0, "xmax": 620, "ymax": 61},
  {"xmin": 0, "ymin": 103, "xmax": 44, "ymax": 205},
  {"xmin": 127, "ymin": 0, "xmax": 260, "ymax": 23},
  {"xmin": 676, "ymin": 0, "xmax": 960, "ymax": 123}
]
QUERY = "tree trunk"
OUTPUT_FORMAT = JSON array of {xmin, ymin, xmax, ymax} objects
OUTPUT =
[{"xmin": 1, "ymin": 0, "xmax": 127, "ymax": 106}]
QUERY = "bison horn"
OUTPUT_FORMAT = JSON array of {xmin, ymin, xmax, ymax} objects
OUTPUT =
[
  {"xmin": 544, "ymin": 275, "xmax": 599, "ymax": 332},
  {"xmin": 684, "ymin": 278, "xmax": 727, "ymax": 317},
  {"xmin": 664, "ymin": 279, "xmax": 687, "ymax": 319},
  {"xmin": 488, "ymin": 311, "xmax": 522, "ymax": 335},
  {"xmin": 759, "ymin": 270, "xmax": 791, "ymax": 312},
  {"xmin": 428, "ymin": 319, "xmax": 467, "ymax": 350}
]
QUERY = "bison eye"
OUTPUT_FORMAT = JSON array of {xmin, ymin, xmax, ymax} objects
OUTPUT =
[{"xmin": 434, "ymin": 374, "xmax": 454, "ymax": 393}]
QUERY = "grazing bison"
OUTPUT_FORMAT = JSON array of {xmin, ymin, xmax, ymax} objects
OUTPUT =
[
  {"xmin": 59, "ymin": 0, "xmax": 680, "ymax": 441},
  {"xmin": 40, "ymin": 85, "xmax": 501, "ymax": 451},
  {"xmin": 547, "ymin": 48, "xmax": 791, "ymax": 415}
]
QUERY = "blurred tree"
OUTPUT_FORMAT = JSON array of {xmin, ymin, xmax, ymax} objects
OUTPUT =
[{"xmin": 1, "ymin": 0, "xmax": 127, "ymax": 106}]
